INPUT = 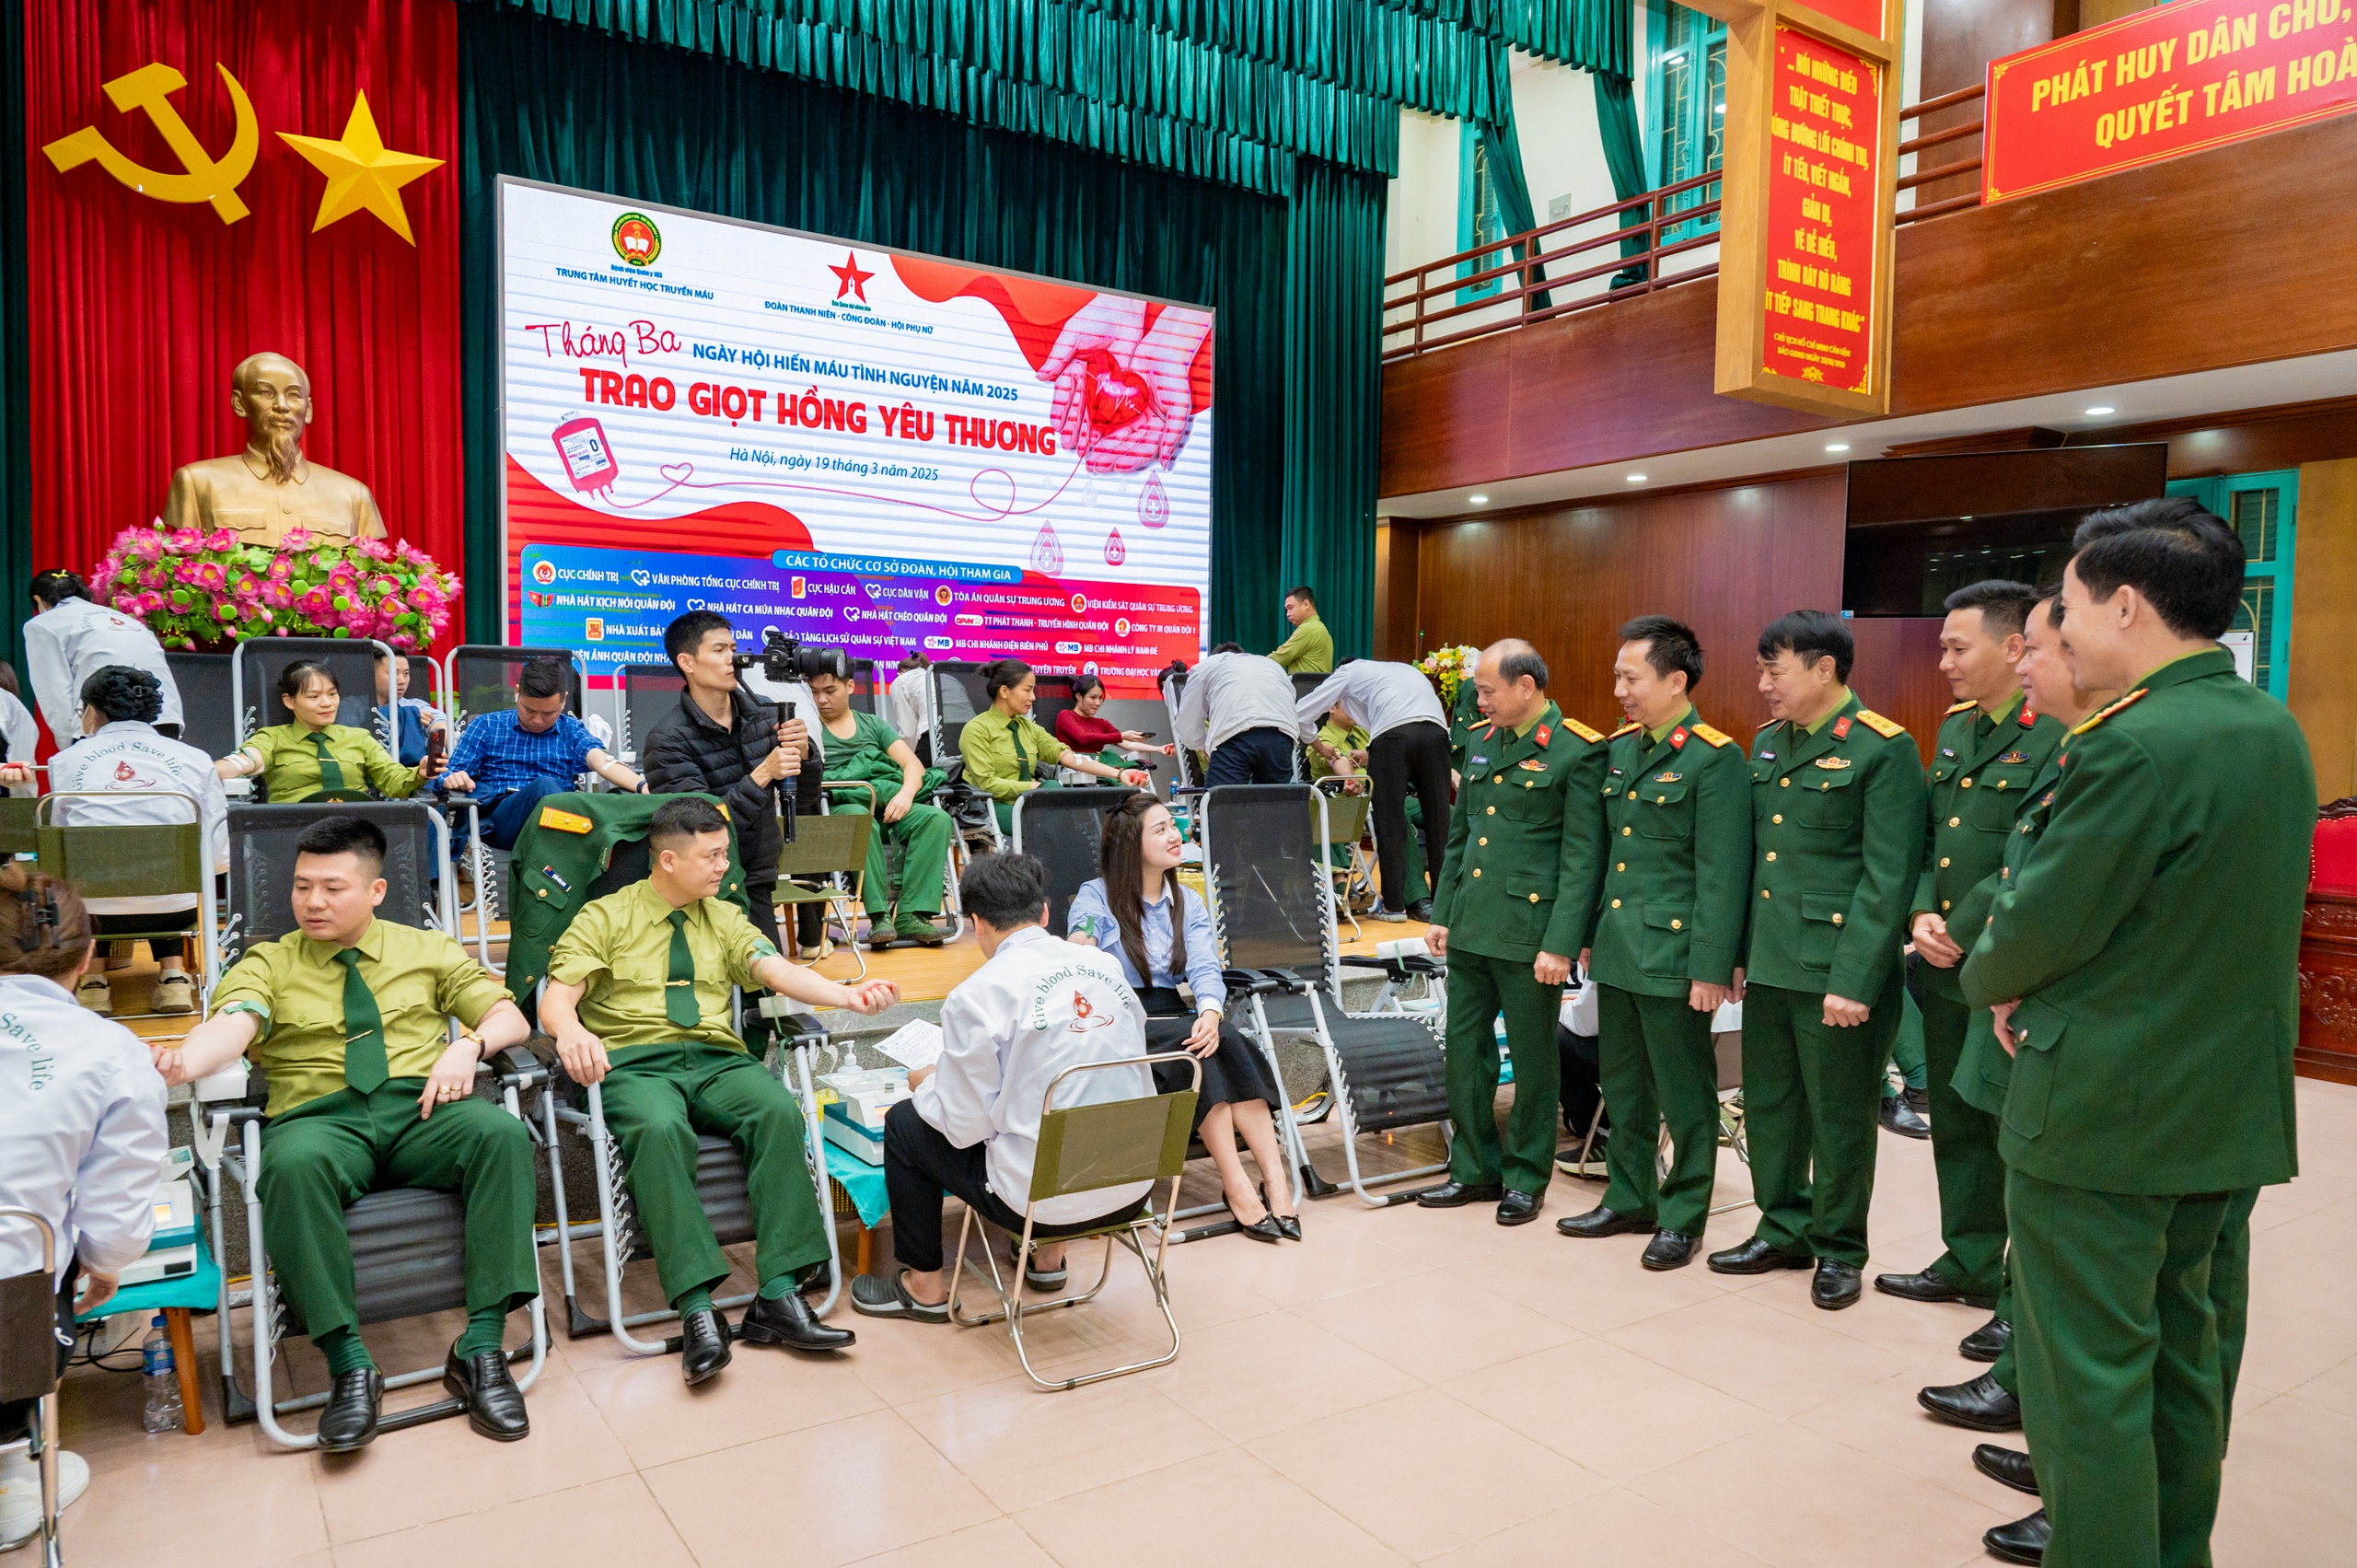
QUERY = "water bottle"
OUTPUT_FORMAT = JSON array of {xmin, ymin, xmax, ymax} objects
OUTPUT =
[{"xmin": 141, "ymin": 1315, "xmax": 184, "ymax": 1434}]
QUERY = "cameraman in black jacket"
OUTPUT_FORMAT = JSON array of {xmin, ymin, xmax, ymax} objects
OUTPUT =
[{"xmin": 644, "ymin": 610, "xmax": 824, "ymax": 947}]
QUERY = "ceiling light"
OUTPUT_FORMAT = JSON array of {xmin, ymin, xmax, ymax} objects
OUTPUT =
[
  {"xmin": 1468, "ymin": 494, "xmax": 1489, "ymax": 505},
  {"xmin": 1825, "ymin": 442, "xmax": 1851, "ymax": 453},
  {"xmin": 2084, "ymin": 405, "xmax": 2115, "ymax": 416},
  {"xmin": 1626, "ymin": 473, "xmax": 1648, "ymax": 483}
]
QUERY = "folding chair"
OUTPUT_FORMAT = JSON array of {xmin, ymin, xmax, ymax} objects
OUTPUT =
[
  {"xmin": 439, "ymin": 646, "xmax": 594, "ymax": 967},
  {"xmin": 1556, "ymin": 992, "xmax": 1754, "ymax": 1218},
  {"xmin": 1159, "ymin": 668, "xmax": 1202, "ymax": 791},
  {"xmin": 0, "ymin": 796, "xmax": 39, "ymax": 860},
  {"xmin": 220, "ymin": 803, "xmax": 454, "ymax": 964},
  {"xmin": 229, "ymin": 635, "xmax": 398, "ymax": 748},
  {"xmin": 1311, "ymin": 778, "xmax": 1377, "ymax": 940},
  {"xmin": 773, "ymin": 809, "xmax": 874, "ymax": 979},
  {"xmin": 34, "ymin": 793, "xmax": 221, "ymax": 1021},
  {"xmin": 946, "ymin": 1054, "xmax": 1199, "ymax": 1392},
  {"xmin": 1199, "ymin": 784, "xmax": 1453, "ymax": 1205},
  {"xmin": 1009, "ymin": 784, "xmax": 1132, "ymax": 934},
  {"xmin": 164, "ymin": 651, "xmax": 236, "ymax": 759},
  {"xmin": 845, "ymin": 658, "xmax": 879, "ymax": 716},
  {"xmin": 0, "ymin": 1209, "xmax": 66, "ymax": 1568}
]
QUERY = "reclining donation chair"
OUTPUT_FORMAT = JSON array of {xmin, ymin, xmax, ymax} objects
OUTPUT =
[
  {"xmin": 201, "ymin": 802, "xmax": 551, "ymax": 1449},
  {"xmin": 230, "ymin": 635, "xmax": 398, "ymax": 750},
  {"xmin": 439, "ymin": 645, "xmax": 596, "ymax": 970},
  {"xmin": 504, "ymin": 793, "xmax": 849, "ymax": 1351}
]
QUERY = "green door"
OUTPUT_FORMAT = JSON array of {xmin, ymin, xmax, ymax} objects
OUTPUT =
[{"xmin": 2167, "ymin": 471, "xmax": 2299, "ymax": 700}]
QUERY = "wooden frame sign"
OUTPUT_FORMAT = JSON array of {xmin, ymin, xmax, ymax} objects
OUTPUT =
[{"xmin": 1691, "ymin": 0, "xmax": 1904, "ymax": 417}]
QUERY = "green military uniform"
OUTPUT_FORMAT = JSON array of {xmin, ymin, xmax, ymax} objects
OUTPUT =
[
  {"xmin": 819, "ymin": 707, "xmax": 952, "ymax": 923},
  {"xmin": 1962, "ymin": 648, "xmax": 2308, "ymax": 1567},
  {"xmin": 1429, "ymin": 703, "xmax": 1608, "ymax": 1196},
  {"xmin": 958, "ymin": 711, "xmax": 1064, "ymax": 832},
  {"xmin": 1739, "ymin": 691, "xmax": 1927, "ymax": 1266},
  {"xmin": 1908, "ymin": 691, "xmax": 2066, "ymax": 1301},
  {"xmin": 215, "ymin": 920, "xmax": 537, "ymax": 1346},
  {"xmin": 238, "ymin": 722, "xmax": 424, "ymax": 803},
  {"xmin": 1309, "ymin": 719, "xmax": 1371, "ymax": 870},
  {"xmin": 1270, "ymin": 614, "xmax": 1333, "ymax": 674},
  {"xmin": 548, "ymin": 880, "xmax": 830, "ymax": 1306},
  {"xmin": 1586, "ymin": 705, "xmax": 1751, "ymax": 1238}
]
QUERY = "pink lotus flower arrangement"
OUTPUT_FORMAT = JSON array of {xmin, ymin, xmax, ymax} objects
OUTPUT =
[{"xmin": 88, "ymin": 524, "xmax": 459, "ymax": 652}]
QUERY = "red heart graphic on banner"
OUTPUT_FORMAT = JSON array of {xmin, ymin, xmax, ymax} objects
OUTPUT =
[{"xmin": 1082, "ymin": 349, "xmax": 1154, "ymax": 432}]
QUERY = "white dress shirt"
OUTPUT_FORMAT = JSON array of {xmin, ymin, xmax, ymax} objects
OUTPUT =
[
  {"xmin": 1295, "ymin": 661, "xmax": 1446, "ymax": 743},
  {"xmin": 1173, "ymin": 651, "xmax": 1299, "ymax": 753},
  {"xmin": 23, "ymin": 596, "xmax": 184, "ymax": 742},
  {"xmin": 48, "ymin": 721, "xmax": 231, "ymax": 915},
  {"xmin": 0, "ymin": 690, "xmax": 36, "ymax": 797},
  {"xmin": 915, "ymin": 923, "xmax": 1156, "ymax": 1225},
  {"xmin": 0, "ymin": 974, "xmax": 168, "ymax": 1286},
  {"xmin": 890, "ymin": 669, "xmax": 937, "ymax": 752}
]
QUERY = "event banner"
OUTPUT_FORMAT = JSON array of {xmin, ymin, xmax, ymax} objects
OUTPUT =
[
  {"xmin": 1759, "ymin": 24, "xmax": 1884, "ymax": 397},
  {"xmin": 1984, "ymin": 0, "xmax": 2357, "ymax": 203},
  {"xmin": 499, "ymin": 179, "xmax": 1213, "ymax": 694}
]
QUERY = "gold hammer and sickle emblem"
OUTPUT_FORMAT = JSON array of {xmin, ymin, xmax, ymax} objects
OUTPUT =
[{"xmin": 42, "ymin": 62, "xmax": 260, "ymax": 225}]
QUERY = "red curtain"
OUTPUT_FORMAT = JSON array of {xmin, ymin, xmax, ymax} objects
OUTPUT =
[{"xmin": 24, "ymin": 0, "xmax": 461, "ymax": 614}]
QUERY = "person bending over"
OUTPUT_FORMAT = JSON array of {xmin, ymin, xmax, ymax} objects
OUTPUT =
[
  {"xmin": 957, "ymin": 660, "xmax": 1147, "ymax": 834},
  {"xmin": 1053, "ymin": 673, "xmax": 1173, "ymax": 771},
  {"xmin": 438, "ymin": 656, "xmax": 643, "ymax": 850},
  {"xmin": 540, "ymin": 796, "xmax": 898, "ymax": 1384},
  {"xmin": 4, "ymin": 667, "xmax": 228, "ymax": 1016},
  {"xmin": 1069, "ymin": 796, "xmax": 1299, "ymax": 1241},
  {"xmin": 1172, "ymin": 645, "xmax": 1300, "ymax": 787},
  {"xmin": 24, "ymin": 569, "xmax": 184, "ymax": 740},
  {"xmin": 851, "ymin": 853, "xmax": 1155, "ymax": 1320},
  {"xmin": 0, "ymin": 873, "xmax": 168, "ymax": 1541},
  {"xmin": 154, "ymin": 816, "xmax": 538, "ymax": 1453},
  {"xmin": 806, "ymin": 665, "xmax": 952, "ymax": 951},
  {"xmin": 216, "ymin": 660, "xmax": 441, "ymax": 802}
]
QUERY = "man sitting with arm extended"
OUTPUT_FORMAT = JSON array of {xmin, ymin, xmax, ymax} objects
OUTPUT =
[
  {"xmin": 439, "ymin": 657, "xmax": 644, "ymax": 851},
  {"xmin": 850, "ymin": 852, "xmax": 1155, "ymax": 1321},
  {"xmin": 152, "ymin": 816, "xmax": 540, "ymax": 1454},
  {"xmin": 540, "ymin": 796, "xmax": 899, "ymax": 1384}
]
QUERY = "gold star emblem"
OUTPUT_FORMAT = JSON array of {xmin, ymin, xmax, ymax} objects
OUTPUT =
[{"xmin": 278, "ymin": 91, "xmax": 442, "ymax": 244}]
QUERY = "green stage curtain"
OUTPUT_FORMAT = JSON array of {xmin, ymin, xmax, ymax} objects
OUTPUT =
[
  {"xmin": 461, "ymin": 5, "xmax": 1377, "ymax": 652},
  {"xmin": 1592, "ymin": 68, "xmax": 1651, "ymax": 286},
  {"xmin": 1480, "ymin": 49, "xmax": 1549, "ymax": 312}
]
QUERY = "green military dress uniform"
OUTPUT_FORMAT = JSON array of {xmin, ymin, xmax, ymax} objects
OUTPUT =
[
  {"xmin": 1961, "ymin": 648, "xmax": 2308, "ymax": 1568},
  {"xmin": 958, "ymin": 711, "xmax": 1065, "ymax": 833},
  {"xmin": 819, "ymin": 707, "xmax": 952, "ymax": 922},
  {"xmin": 1586, "ymin": 705, "xmax": 1751, "ymax": 1238},
  {"xmin": 1909, "ymin": 691, "xmax": 2065, "ymax": 1301},
  {"xmin": 548, "ymin": 880, "xmax": 830, "ymax": 1306},
  {"xmin": 238, "ymin": 723, "xmax": 424, "ymax": 803},
  {"xmin": 1429, "ymin": 703, "xmax": 1608, "ymax": 1196},
  {"xmin": 215, "ymin": 920, "xmax": 537, "ymax": 1346},
  {"xmin": 1739, "ymin": 691, "xmax": 1927, "ymax": 1266}
]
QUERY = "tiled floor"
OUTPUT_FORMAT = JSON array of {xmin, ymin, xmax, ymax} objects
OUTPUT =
[{"xmin": 52, "ymin": 1078, "xmax": 2357, "ymax": 1567}]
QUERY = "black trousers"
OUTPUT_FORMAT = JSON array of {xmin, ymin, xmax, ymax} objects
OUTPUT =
[
  {"xmin": 881, "ymin": 1098, "xmax": 1146, "ymax": 1273},
  {"xmin": 1369, "ymin": 721, "xmax": 1450, "ymax": 912},
  {"xmin": 1205, "ymin": 726, "xmax": 1296, "ymax": 786}
]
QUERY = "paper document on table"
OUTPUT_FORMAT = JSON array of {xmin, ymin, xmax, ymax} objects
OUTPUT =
[{"xmin": 872, "ymin": 1019, "xmax": 944, "ymax": 1072}]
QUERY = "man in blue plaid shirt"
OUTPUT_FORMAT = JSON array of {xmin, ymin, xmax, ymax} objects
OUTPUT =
[{"xmin": 439, "ymin": 658, "xmax": 644, "ymax": 848}]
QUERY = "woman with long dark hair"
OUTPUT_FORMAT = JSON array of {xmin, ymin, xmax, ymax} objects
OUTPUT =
[{"xmin": 1067, "ymin": 796, "xmax": 1300, "ymax": 1241}]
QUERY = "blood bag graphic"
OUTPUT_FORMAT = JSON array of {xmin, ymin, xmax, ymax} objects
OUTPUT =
[
  {"xmin": 1029, "ymin": 520, "xmax": 1065, "ymax": 575},
  {"xmin": 1138, "ymin": 471, "xmax": 1169, "ymax": 529},
  {"xmin": 1103, "ymin": 529, "xmax": 1126, "ymax": 566},
  {"xmin": 552, "ymin": 415, "xmax": 621, "ymax": 494}
]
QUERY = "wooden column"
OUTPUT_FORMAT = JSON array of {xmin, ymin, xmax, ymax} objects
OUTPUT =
[
  {"xmin": 1373, "ymin": 519, "xmax": 1423, "ymax": 664},
  {"xmin": 2287, "ymin": 459, "xmax": 2357, "ymax": 803}
]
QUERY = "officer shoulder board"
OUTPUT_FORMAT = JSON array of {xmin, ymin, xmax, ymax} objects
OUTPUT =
[
  {"xmin": 1945, "ymin": 698, "xmax": 1978, "ymax": 715},
  {"xmin": 1688, "ymin": 722, "xmax": 1734, "ymax": 749},
  {"xmin": 1608, "ymin": 719, "xmax": 1643, "ymax": 740},
  {"xmin": 538, "ymin": 805, "xmax": 593, "ymax": 834},
  {"xmin": 1854, "ymin": 709, "xmax": 1908, "ymax": 740},
  {"xmin": 2071, "ymin": 687, "xmax": 2149, "ymax": 736},
  {"xmin": 1558, "ymin": 716, "xmax": 1606, "ymax": 745}
]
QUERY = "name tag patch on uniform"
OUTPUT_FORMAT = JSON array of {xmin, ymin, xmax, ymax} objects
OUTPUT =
[
  {"xmin": 1813, "ymin": 757, "xmax": 1852, "ymax": 770},
  {"xmin": 540, "ymin": 865, "xmax": 572, "ymax": 891},
  {"xmin": 539, "ymin": 806, "xmax": 593, "ymax": 834},
  {"xmin": 1758, "ymin": 750, "xmax": 1776, "ymax": 761},
  {"xmin": 1469, "ymin": 756, "xmax": 1488, "ymax": 768},
  {"xmin": 1939, "ymin": 748, "xmax": 1956, "ymax": 758}
]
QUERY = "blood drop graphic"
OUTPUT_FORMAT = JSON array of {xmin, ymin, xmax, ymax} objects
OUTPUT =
[
  {"xmin": 1139, "ymin": 471, "xmax": 1169, "ymax": 529},
  {"xmin": 1029, "ymin": 521, "xmax": 1065, "ymax": 575},
  {"xmin": 1104, "ymin": 529, "xmax": 1126, "ymax": 566}
]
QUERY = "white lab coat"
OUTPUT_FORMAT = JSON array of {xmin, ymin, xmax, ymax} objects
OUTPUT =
[
  {"xmin": 889, "ymin": 670, "xmax": 936, "ymax": 755},
  {"xmin": 1174, "ymin": 651, "xmax": 1298, "ymax": 752},
  {"xmin": 0, "ymin": 974, "xmax": 168, "ymax": 1286},
  {"xmin": 23, "ymin": 596, "xmax": 184, "ymax": 742},
  {"xmin": 48, "ymin": 721, "xmax": 231, "ymax": 915},
  {"xmin": 914, "ymin": 924, "xmax": 1156, "ymax": 1225},
  {"xmin": 0, "ymin": 690, "xmax": 36, "ymax": 797},
  {"xmin": 1294, "ymin": 661, "xmax": 1446, "ymax": 744}
]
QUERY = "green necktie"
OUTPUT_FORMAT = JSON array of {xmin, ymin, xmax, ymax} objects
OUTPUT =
[
  {"xmin": 308, "ymin": 731, "xmax": 349, "ymax": 795},
  {"xmin": 1008, "ymin": 717, "xmax": 1033, "ymax": 783},
  {"xmin": 334, "ymin": 948, "xmax": 388, "ymax": 1093},
  {"xmin": 665, "ymin": 909, "xmax": 701, "ymax": 1029}
]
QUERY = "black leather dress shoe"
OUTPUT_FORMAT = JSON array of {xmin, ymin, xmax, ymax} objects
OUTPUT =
[
  {"xmin": 1811, "ymin": 1260, "xmax": 1863, "ymax": 1310},
  {"xmin": 1643, "ymin": 1230, "xmax": 1697, "ymax": 1271},
  {"xmin": 1918, "ymin": 1371, "xmax": 2022, "ymax": 1431},
  {"xmin": 1495, "ymin": 1190, "xmax": 1543, "ymax": 1225},
  {"xmin": 1415, "ymin": 1180, "xmax": 1504, "ymax": 1209},
  {"xmin": 442, "ymin": 1347, "xmax": 530, "ymax": 1442},
  {"xmin": 738, "ymin": 1289, "xmax": 855, "ymax": 1352},
  {"xmin": 1556, "ymin": 1204, "xmax": 1652, "ymax": 1238},
  {"xmin": 1706, "ymin": 1236, "xmax": 1815, "ymax": 1275},
  {"xmin": 317, "ymin": 1367, "xmax": 383, "ymax": 1453},
  {"xmin": 1973, "ymin": 1444, "xmax": 2038, "ymax": 1496},
  {"xmin": 1873, "ymin": 1266, "xmax": 1997, "ymax": 1309},
  {"xmin": 1879, "ymin": 1094, "xmax": 1931, "ymax": 1139},
  {"xmin": 1405, "ymin": 900, "xmax": 1434, "ymax": 923},
  {"xmin": 1960, "ymin": 1315, "xmax": 2013, "ymax": 1364},
  {"xmin": 679, "ymin": 1307, "xmax": 733, "ymax": 1385},
  {"xmin": 1984, "ymin": 1507, "xmax": 2050, "ymax": 1564}
]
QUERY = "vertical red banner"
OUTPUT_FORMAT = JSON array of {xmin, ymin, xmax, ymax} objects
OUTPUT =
[{"xmin": 1758, "ymin": 25, "xmax": 1883, "ymax": 398}]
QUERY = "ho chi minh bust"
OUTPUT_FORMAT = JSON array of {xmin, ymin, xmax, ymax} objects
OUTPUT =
[{"xmin": 160, "ymin": 352, "xmax": 388, "ymax": 547}]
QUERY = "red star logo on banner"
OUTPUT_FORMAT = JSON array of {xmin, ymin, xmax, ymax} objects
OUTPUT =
[{"xmin": 829, "ymin": 251, "xmax": 874, "ymax": 303}]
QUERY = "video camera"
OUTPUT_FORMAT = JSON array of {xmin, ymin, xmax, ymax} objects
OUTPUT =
[{"xmin": 733, "ymin": 629, "xmax": 851, "ymax": 686}]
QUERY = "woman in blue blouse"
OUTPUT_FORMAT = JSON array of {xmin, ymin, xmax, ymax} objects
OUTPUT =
[{"xmin": 1069, "ymin": 796, "xmax": 1299, "ymax": 1243}]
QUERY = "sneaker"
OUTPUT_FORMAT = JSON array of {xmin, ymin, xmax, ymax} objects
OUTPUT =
[
  {"xmin": 74, "ymin": 973, "xmax": 113, "ymax": 1016},
  {"xmin": 152, "ymin": 970, "xmax": 196, "ymax": 1016},
  {"xmin": 1369, "ymin": 905, "xmax": 1410, "ymax": 923},
  {"xmin": 0, "ymin": 1443, "xmax": 91, "ymax": 1549}
]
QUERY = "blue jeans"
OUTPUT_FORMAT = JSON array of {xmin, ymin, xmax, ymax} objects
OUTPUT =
[{"xmin": 475, "ymin": 774, "xmax": 572, "ymax": 851}]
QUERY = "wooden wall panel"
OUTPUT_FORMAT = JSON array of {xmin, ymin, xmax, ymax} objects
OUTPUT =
[
  {"xmin": 1915, "ymin": 0, "xmax": 2061, "ymax": 207},
  {"xmin": 1845, "ymin": 617, "xmax": 1952, "ymax": 763},
  {"xmin": 2287, "ymin": 459, "xmax": 2357, "ymax": 803},
  {"xmin": 1373, "ymin": 521, "xmax": 1422, "ymax": 663}
]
